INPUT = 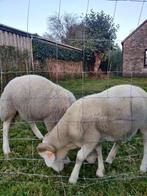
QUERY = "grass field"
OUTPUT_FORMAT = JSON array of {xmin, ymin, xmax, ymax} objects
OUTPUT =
[{"xmin": 0, "ymin": 76, "xmax": 147, "ymax": 196}]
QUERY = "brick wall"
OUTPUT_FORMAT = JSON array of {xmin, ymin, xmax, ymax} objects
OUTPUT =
[
  {"xmin": 122, "ymin": 21, "xmax": 147, "ymax": 76},
  {"xmin": 34, "ymin": 58, "xmax": 83, "ymax": 80}
]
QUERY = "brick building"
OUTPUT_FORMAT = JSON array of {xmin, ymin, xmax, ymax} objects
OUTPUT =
[{"xmin": 122, "ymin": 19, "xmax": 147, "ymax": 76}]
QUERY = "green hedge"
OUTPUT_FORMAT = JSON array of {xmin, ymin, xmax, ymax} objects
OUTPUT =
[{"xmin": 32, "ymin": 38, "xmax": 83, "ymax": 62}]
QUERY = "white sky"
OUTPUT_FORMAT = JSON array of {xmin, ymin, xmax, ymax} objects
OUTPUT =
[{"xmin": 0, "ymin": 0, "xmax": 147, "ymax": 46}]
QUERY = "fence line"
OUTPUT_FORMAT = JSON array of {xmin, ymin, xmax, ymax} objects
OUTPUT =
[{"xmin": 0, "ymin": 0, "xmax": 147, "ymax": 192}]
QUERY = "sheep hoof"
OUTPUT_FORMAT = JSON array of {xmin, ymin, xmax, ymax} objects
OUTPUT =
[
  {"xmin": 4, "ymin": 153, "xmax": 10, "ymax": 160},
  {"xmin": 105, "ymin": 158, "xmax": 112, "ymax": 164},
  {"xmin": 96, "ymin": 170, "xmax": 104, "ymax": 178},
  {"xmin": 69, "ymin": 176, "xmax": 78, "ymax": 184},
  {"xmin": 140, "ymin": 165, "xmax": 147, "ymax": 173},
  {"xmin": 38, "ymin": 136, "xmax": 43, "ymax": 140}
]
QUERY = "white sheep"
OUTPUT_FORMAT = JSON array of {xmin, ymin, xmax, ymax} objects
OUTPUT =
[
  {"xmin": 0, "ymin": 74, "xmax": 76, "ymax": 158},
  {"xmin": 37, "ymin": 84, "xmax": 147, "ymax": 183}
]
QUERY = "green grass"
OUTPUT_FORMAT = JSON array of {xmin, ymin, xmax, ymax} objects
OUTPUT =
[
  {"xmin": 59, "ymin": 76, "xmax": 147, "ymax": 98},
  {"xmin": 0, "ymin": 76, "xmax": 147, "ymax": 196}
]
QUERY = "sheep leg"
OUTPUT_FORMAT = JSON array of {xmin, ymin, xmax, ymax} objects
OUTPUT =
[
  {"xmin": 44, "ymin": 119, "xmax": 56, "ymax": 132},
  {"xmin": 3, "ymin": 118, "xmax": 12, "ymax": 159},
  {"xmin": 29, "ymin": 122, "xmax": 43, "ymax": 139},
  {"xmin": 105, "ymin": 142, "xmax": 121, "ymax": 164},
  {"xmin": 96, "ymin": 145, "xmax": 105, "ymax": 177},
  {"xmin": 69, "ymin": 143, "xmax": 96, "ymax": 184},
  {"xmin": 140, "ymin": 128, "xmax": 147, "ymax": 173}
]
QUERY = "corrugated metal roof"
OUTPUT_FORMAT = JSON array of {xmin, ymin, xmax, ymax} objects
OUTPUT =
[
  {"xmin": 0, "ymin": 23, "xmax": 33, "ymax": 37},
  {"xmin": 33, "ymin": 35, "xmax": 82, "ymax": 51},
  {"xmin": 0, "ymin": 23, "xmax": 82, "ymax": 52}
]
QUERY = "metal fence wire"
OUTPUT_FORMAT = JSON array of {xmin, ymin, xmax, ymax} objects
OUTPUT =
[{"xmin": 0, "ymin": 0, "xmax": 147, "ymax": 194}]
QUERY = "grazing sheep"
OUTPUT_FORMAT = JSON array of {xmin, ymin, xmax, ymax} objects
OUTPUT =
[
  {"xmin": 0, "ymin": 75, "xmax": 76, "ymax": 158},
  {"xmin": 37, "ymin": 84, "xmax": 147, "ymax": 183},
  {"xmin": 105, "ymin": 85, "xmax": 147, "ymax": 173}
]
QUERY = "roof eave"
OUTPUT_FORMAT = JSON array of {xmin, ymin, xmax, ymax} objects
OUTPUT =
[{"xmin": 121, "ymin": 19, "xmax": 147, "ymax": 44}]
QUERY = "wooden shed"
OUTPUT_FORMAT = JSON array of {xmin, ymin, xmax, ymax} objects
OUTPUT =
[
  {"xmin": 0, "ymin": 24, "xmax": 32, "ymax": 51},
  {"xmin": 0, "ymin": 24, "xmax": 83, "ymax": 80}
]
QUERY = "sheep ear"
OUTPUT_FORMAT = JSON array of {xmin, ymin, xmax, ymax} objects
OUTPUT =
[
  {"xmin": 37, "ymin": 143, "xmax": 55, "ymax": 166},
  {"xmin": 37, "ymin": 143, "xmax": 50, "ymax": 152},
  {"xmin": 37, "ymin": 143, "xmax": 55, "ymax": 153},
  {"xmin": 39, "ymin": 150, "xmax": 55, "ymax": 167},
  {"xmin": 46, "ymin": 151, "xmax": 55, "ymax": 162}
]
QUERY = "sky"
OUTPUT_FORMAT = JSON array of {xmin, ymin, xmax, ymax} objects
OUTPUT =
[{"xmin": 0, "ymin": 0, "xmax": 147, "ymax": 46}]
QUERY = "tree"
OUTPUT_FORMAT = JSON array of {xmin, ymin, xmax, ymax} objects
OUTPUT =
[
  {"xmin": 42, "ymin": 32, "xmax": 56, "ymax": 41},
  {"xmin": 47, "ymin": 13, "xmax": 82, "ymax": 46},
  {"xmin": 46, "ymin": 10, "xmax": 119, "ymax": 76},
  {"xmin": 85, "ymin": 10, "xmax": 118, "ymax": 52},
  {"xmin": 83, "ymin": 10, "xmax": 119, "ymax": 76},
  {"xmin": 47, "ymin": 10, "xmax": 118, "ymax": 49},
  {"xmin": 108, "ymin": 44, "xmax": 122, "ymax": 75},
  {"xmin": 99, "ymin": 44, "xmax": 122, "ymax": 76}
]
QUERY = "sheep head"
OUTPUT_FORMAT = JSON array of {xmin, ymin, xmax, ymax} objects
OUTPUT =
[{"xmin": 37, "ymin": 143, "xmax": 64, "ymax": 172}]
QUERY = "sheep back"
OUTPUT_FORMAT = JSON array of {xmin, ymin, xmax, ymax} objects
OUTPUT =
[
  {"xmin": 59, "ymin": 85, "xmax": 147, "ymax": 142},
  {"xmin": 0, "ymin": 75, "xmax": 76, "ymax": 123}
]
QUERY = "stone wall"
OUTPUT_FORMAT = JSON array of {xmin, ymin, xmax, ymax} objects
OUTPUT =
[
  {"xmin": 34, "ymin": 58, "xmax": 83, "ymax": 80},
  {"xmin": 122, "ymin": 20, "xmax": 147, "ymax": 76}
]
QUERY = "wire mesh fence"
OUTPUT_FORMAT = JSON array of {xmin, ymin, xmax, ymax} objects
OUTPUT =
[{"xmin": 0, "ymin": 0, "xmax": 147, "ymax": 195}]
